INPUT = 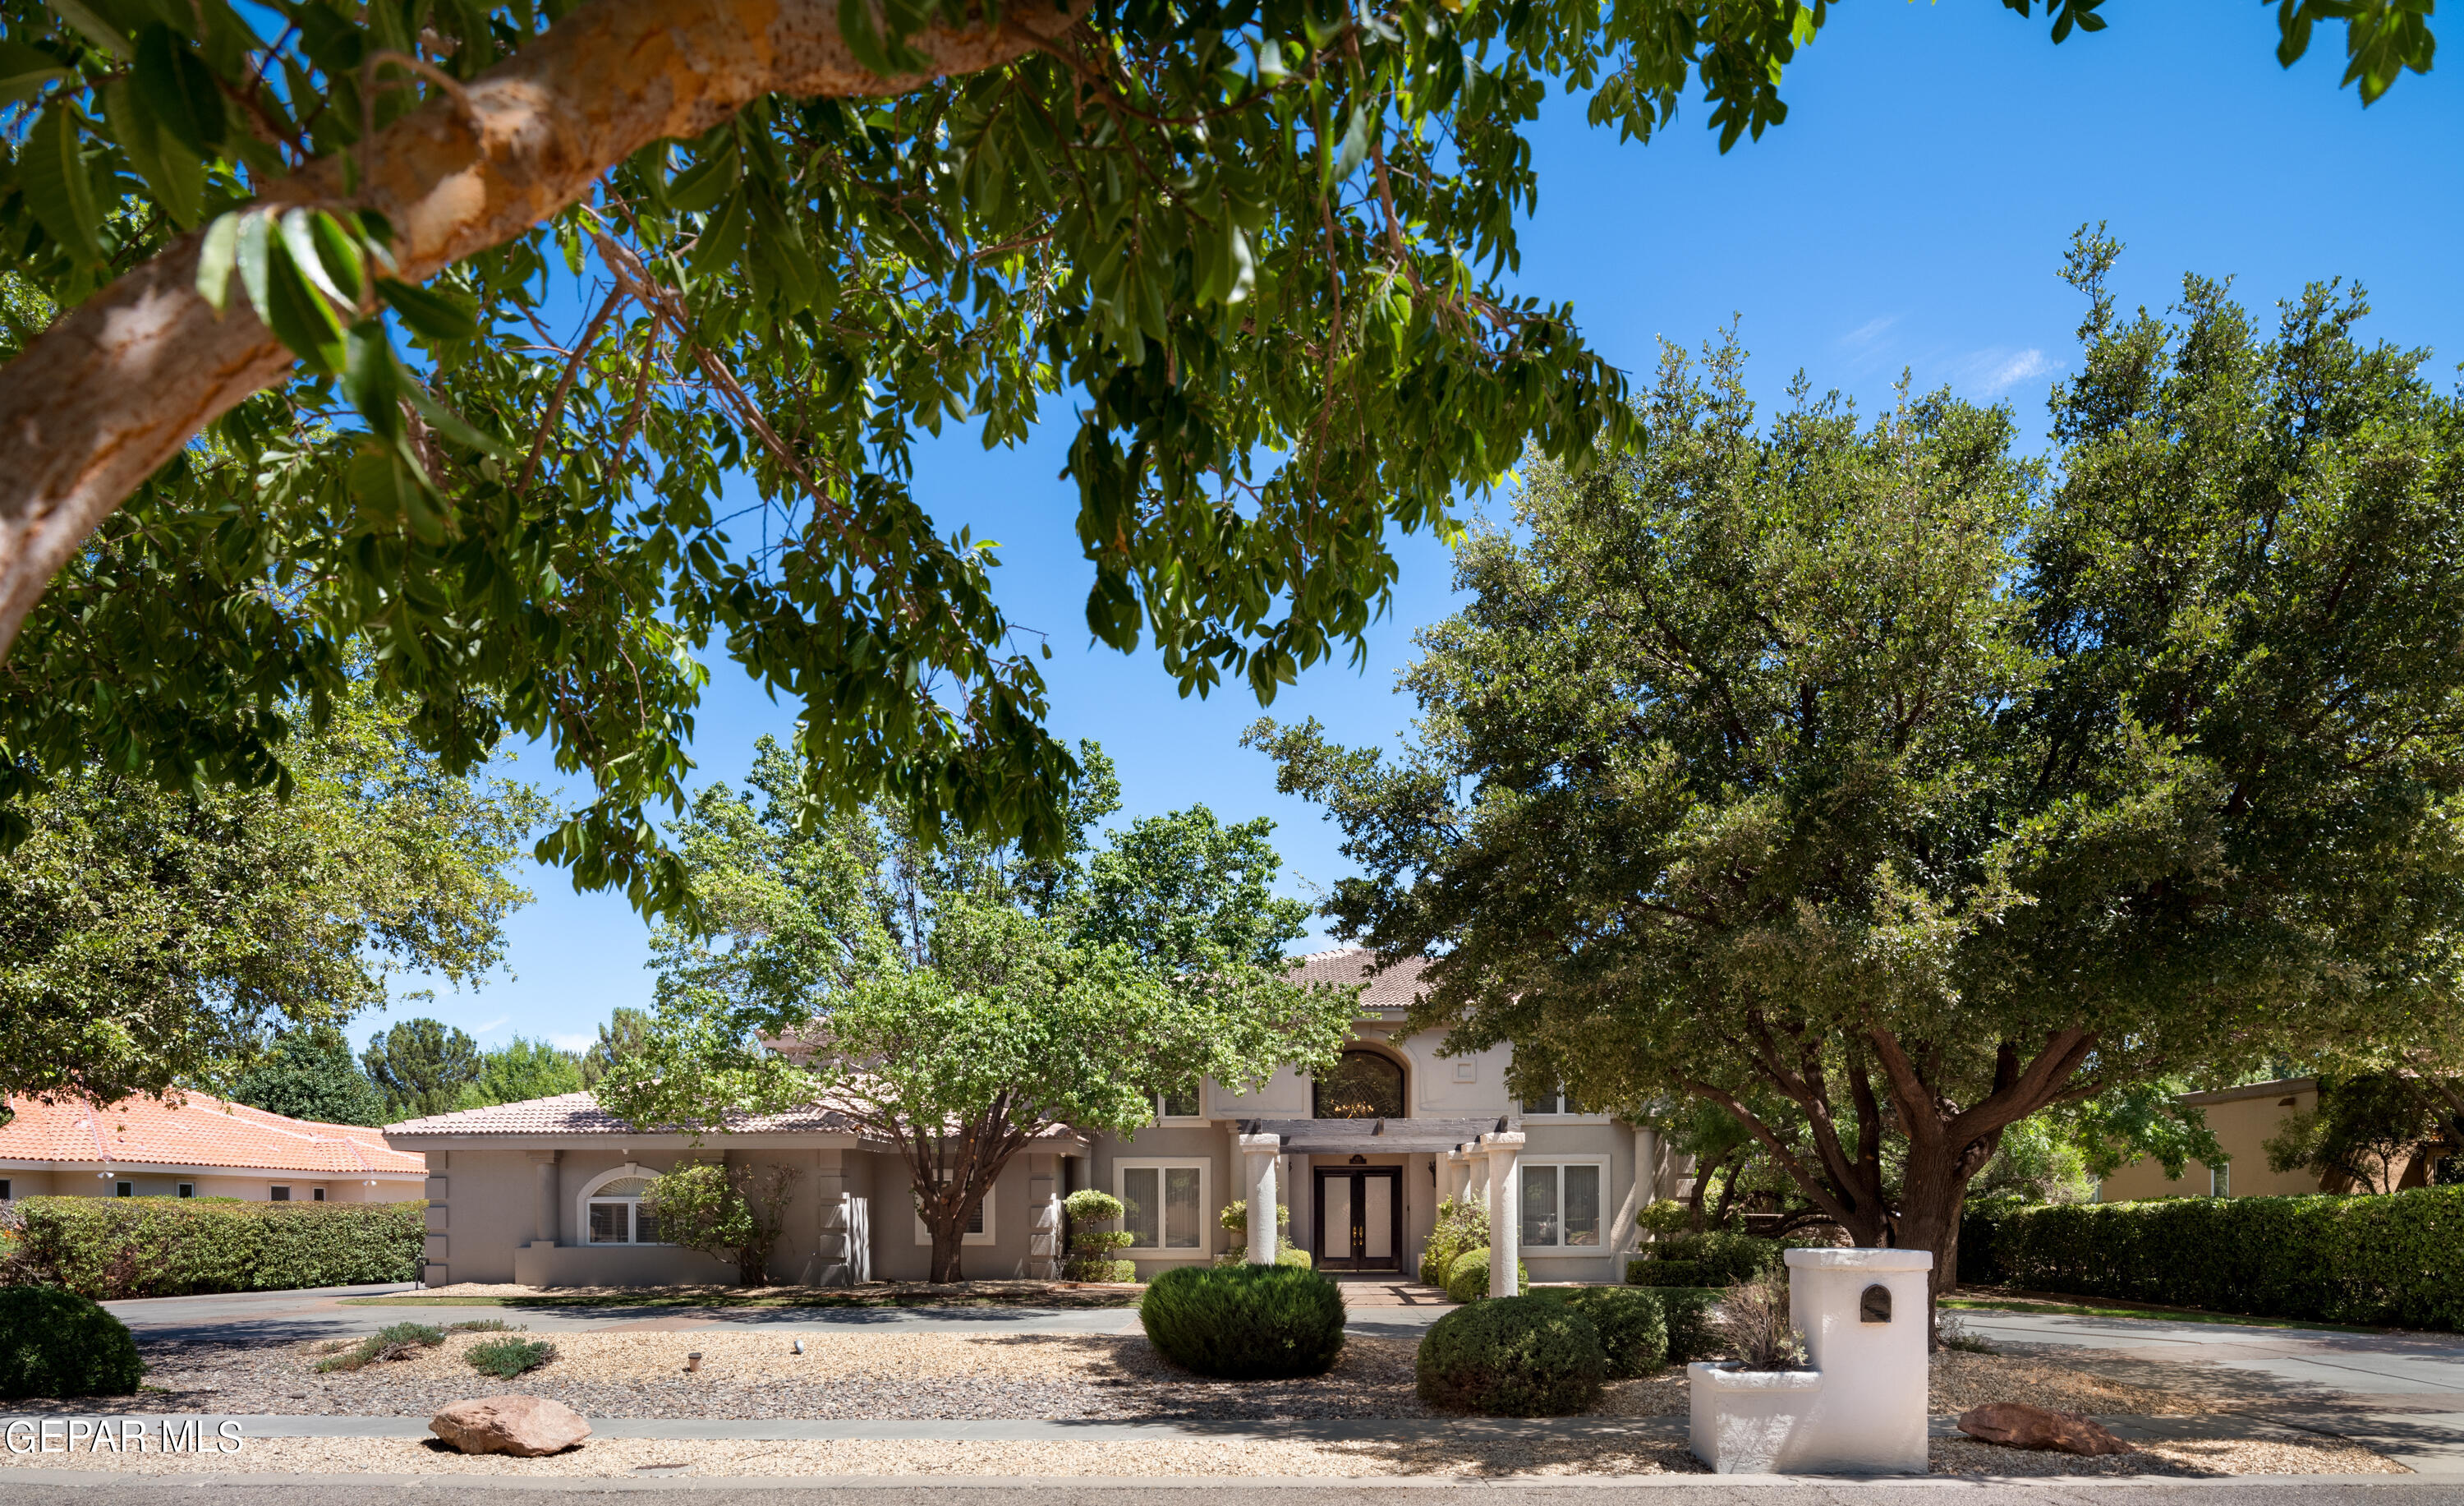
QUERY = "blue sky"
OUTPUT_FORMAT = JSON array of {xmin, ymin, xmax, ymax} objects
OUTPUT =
[{"xmin": 372, "ymin": 1, "xmax": 2464, "ymax": 1057}]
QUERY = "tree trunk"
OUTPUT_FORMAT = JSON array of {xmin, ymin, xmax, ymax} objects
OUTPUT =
[
  {"xmin": 0, "ymin": 0, "xmax": 1086, "ymax": 657},
  {"xmin": 928, "ymin": 1218, "xmax": 966, "ymax": 1284}
]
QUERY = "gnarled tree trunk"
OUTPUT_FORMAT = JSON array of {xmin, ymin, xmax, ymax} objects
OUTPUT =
[{"xmin": 0, "ymin": 0, "xmax": 1086, "ymax": 656}]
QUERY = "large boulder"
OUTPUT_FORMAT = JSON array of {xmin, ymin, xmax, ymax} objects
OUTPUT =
[
  {"xmin": 1956, "ymin": 1402, "xmax": 2134, "ymax": 1456},
  {"xmin": 430, "ymin": 1395, "xmax": 591, "ymax": 1457}
]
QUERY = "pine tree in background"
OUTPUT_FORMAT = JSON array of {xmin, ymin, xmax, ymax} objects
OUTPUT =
[
  {"xmin": 226, "ymin": 1026, "xmax": 385, "ymax": 1126},
  {"xmin": 361, "ymin": 1019, "xmax": 481, "ymax": 1121},
  {"xmin": 580, "ymin": 1008, "xmax": 651, "ymax": 1089}
]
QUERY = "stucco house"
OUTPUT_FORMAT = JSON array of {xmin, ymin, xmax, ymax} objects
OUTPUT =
[
  {"xmin": 2098, "ymin": 1075, "xmax": 2463, "ymax": 1201},
  {"xmin": 0, "ymin": 1090, "xmax": 425, "ymax": 1203},
  {"xmin": 388, "ymin": 949, "xmax": 1688, "ymax": 1288}
]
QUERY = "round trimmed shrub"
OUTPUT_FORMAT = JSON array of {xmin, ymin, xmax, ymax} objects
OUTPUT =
[
  {"xmin": 0, "ymin": 1287, "xmax": 144, "ymax": 1398},
  {"xmin": 1416, "ymin": 1294, "xmax": 1606, "ymax": 1415},
  {"xmin": 1138, "ymin": 1263, "xmax": 1345, "ymax": 1379},
  {"xmin": 1543, "ymin": 1286, "xmax": 1667, "ymax": 1378},
  {"xmin": 1441, "ymin": 1246, "xmax": 1529, "ymax": 1304}
]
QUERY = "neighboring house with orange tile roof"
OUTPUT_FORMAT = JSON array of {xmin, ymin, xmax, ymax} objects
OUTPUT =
[
  {"xmin": 0, "ymin": 1091, "xmax": 425, "ymax": 1204},
  {"xmin": 386, "ymin": 950, "xmax": 1685, "ymax": 1290}
]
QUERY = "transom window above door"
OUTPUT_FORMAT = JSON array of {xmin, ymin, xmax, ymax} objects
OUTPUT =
[{"xmin": 1313, "ymin": 1049, "xmax": 1404, "ymax": 1119}]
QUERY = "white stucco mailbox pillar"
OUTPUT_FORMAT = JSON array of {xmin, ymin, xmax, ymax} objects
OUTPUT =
[
  {"xmin": 1688, "ymin": 1246, "xmax": 1933, "ymax": 1474},
  {"xmin": 1238, "ymin": 1132, "xmax": 1281, "ymax": 1265},
  {"xmin": 1478, "ymin": 1130, "xmax": 1524, "ymax": 1298}
]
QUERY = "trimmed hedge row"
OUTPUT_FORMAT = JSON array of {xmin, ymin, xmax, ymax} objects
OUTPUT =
[
  {"xmin": 0, "ymin": 1197, "xmax": 425, "ymax": 1299},
  {"xmin": 1965, "ymin": 1186, "xmax": 2464, "ymax": 1330}
]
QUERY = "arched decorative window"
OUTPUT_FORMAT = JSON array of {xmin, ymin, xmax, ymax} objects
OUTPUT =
[
  {"xmin": 578, "ymin": 1165, "xmax": 664, "ymax": 1245},
  {"xmin": 1313, "ymin": 1049, "xmax": 1406, "ymax": 1119}
]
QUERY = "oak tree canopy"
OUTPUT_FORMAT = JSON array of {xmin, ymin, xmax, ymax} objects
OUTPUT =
[{"xmin": 0, "ymin": 0, "xmax": 2434, "ymax": 911}]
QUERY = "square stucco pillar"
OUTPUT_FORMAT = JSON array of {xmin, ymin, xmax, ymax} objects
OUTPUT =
[
  {"xmin": 1238, "ymin": 1133, "xmax": 1282, "ymax": 1265},
  {"xmin": 527, "ymin": 1149, "xmax": 561, "ymax": 1247},
  {"xmin": 1444, "ymin": 1148, "xmax": 1473, "ymax": 1204},
  {"xmin": 1479, "ymin": 1131, "xmax": 1523, "ymax": 1298}
]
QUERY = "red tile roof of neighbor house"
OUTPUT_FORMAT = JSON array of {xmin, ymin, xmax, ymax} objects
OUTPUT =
[{"xmin": 0, "ymin": 1092, "xmax": 425, "ymax": 1176}]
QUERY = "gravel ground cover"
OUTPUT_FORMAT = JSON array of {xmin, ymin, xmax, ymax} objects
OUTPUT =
[
  {"xmin": 0, "ymin": 1432, "xmax": 2402, "ymax": 1478},
  {"xmin": 355, "ymin": 1281, "xmax": 1142, "ymax": 1310},
  {"xmin": 21, "ymin": 1331, "xmax": 1433, "ymax": 1421},
  {"xmin": 1592, "ymin": 1348, "xmax": 2221, "ymax": 1420}
]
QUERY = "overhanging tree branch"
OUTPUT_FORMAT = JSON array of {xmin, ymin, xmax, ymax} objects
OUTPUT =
[{"xmin": 0, "ymin": 0, "xmax": 1088, "ymax": 657}]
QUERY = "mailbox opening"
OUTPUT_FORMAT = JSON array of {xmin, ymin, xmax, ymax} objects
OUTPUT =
[{"xmin": 1859, "ymin": 1283, "xmax": 1892, "ymax": 1324}]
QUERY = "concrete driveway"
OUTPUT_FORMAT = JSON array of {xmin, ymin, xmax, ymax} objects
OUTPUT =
[{"xmin": 1954, "ymin": 1304, "xmax": 2464, "ymax": 1476}]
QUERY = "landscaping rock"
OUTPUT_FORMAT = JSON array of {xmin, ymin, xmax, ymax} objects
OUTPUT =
[
  {"xmin": 1956, "ymin": 1402, "xmax": 2134, "ymax": 1455},
  {"xmin": 430, "ymin": 1394, "xmax": 591, "ymax": 1456}
]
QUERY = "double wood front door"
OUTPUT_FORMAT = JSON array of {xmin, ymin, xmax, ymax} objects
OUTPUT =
[{"xmin": 1313, "ymin": 1167, "xmax": 1402, "ymax": 1271}]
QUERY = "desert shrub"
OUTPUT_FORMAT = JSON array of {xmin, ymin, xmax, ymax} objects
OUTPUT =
[
  {"xmin": 1062, "ymin": 1189, "xmax": 1137, "ymax": 1282},
  {"xmin": 1708, "ymin": 1273, "xmax": 1807, "ymax": 1370},
  {"xmin": 0, "ymin": 1287, "xmax": 144, "ymax": 1398},
  {"xmin": 1655, "ymin": 1287, "xmax": 1726, "ymax": 1363},
  {"xmin": 1441, "ymin": 1246, "xmax": 1529, "ymax": 1304},
  {"xmin": 1419, "ymin": 1197, "xmax": 1489, "ymax": 1286},
  {"xmin": 0, "ymin": 1197, "xmax": 424, "ymax": 1299},
  {"xmin": 1968, "ymin": 1186, "xmax": 2464, "ymax": 1329},
  {"xmin": 466, "ymin": 1337, "xmax": 559, "ymax": 1379},
  {"xmin": 315, "ymin": 1321, "xmax": 445, "ymax": 1373},
  {"xmin": 1416, "ymin": 1294, "xmax": 1606, "ymax": 1415},
  {"xmin": 448, "ymin": 1319, "xmax": 516, "ymax": 1333},
  {"xmin": 1138, "ymin": 1264, "xmax": 1345, "ymax": 1379},
  {"xmin": 1536, "ymin": 1286, "xmax": 1668, "ymax": 1378}
]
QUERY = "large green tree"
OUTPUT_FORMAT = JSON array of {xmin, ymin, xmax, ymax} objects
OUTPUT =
[
  {"xmin": 0, "ymin": 1, "xmax": 2430, "ymax": 918},
  {"xmin": 0, "ymin": 689, "xmax": 543, "ymax": 1117},
  {"xmin": 459, "ymin": 1035, "xmax": 587, "ymax": 1108},
  {"xmin": 1256, "ymin": 240, "xmax": 2464, "ymax": 1298},
  {"xmin": 599, "ymin": 736, "xmax": 1354, "ymax": 1279}
]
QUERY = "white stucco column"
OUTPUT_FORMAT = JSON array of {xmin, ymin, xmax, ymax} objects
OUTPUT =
[
  {"xmin": 1479, "ymin": 1131, "xmax": 1524, "ymax": 1298},
  {"xmin": 1444, "ymin": 1148, "xmax": 1472, "ymax": 1204},
  {"xmin": 1239, "ymin": 1132, "xmax": 1282, "ymax": 1265}
]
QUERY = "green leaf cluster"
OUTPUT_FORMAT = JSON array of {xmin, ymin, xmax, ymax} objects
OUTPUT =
[{"xmin": 0, "ymin": 1195, "xmax": 425, "ymax": 1298}]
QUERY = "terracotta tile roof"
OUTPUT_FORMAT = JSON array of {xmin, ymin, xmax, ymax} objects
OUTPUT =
[
  {"xmin": 1288, "ymin": 946, "xmax": 1432, "ymax": 1013},
  {"xmin": 386, "ymin": 1091, "xmax": 860, "ymax": 1137},
  {"xmin": 0, "ymin": 1092, "xmax": 424, "ymax": 1177}
]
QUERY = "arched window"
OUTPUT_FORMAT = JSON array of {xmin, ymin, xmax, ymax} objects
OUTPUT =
[
  {"xmin": 579, "ymin": 1167, "xmax": 664, "ymax": 1245},
  {"xmin": 1313, "ymin": 1049, "xmax": 1406, "ymax": 1119}
]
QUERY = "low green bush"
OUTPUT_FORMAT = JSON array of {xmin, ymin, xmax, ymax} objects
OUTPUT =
[
  {"xmin": 1654, "ymin": 1287, "xmax": 1727, "ymax": 1363},
  {"xmin": 1416, "ymin": 1294, "xmax": 1606, "ymax": 1415},
  {"xmin": 1419, "ymin": 1198, "xmax": 1489, "ymax": 1287},
  {"xmin": 0, "ymin": 1287, "xmax": 144, "ymax": 1398},
  {"xmin": 466, "ymin": 1337, "xmax": 559, "ymax": 1379},
  {"xmin": 1441, "ymin": 1247, "xmax": 1529, "ymax": 1304},
  {"xmin": 1970, "ymin": 1187, "xmax": 2464, "ymax": 1329},
  {"xmin": 1625, "ymin": 1230, "xmax": 1782, "ymax": 1287},
  {"xmin": 1211, "ymin": 1201, "xmax": 1312, "ymax": 1270},
  {"xmin": 1138, "ymin": 1264, "xmax": 1345, "ymax": 1379},
  {"xmin": 1534, "ymin": 1286, "xmax": 1667, "ymax": 1378},
  {"xmin": 0, "ymin": 1196, "xmax": 424, "ymax": 1299}
]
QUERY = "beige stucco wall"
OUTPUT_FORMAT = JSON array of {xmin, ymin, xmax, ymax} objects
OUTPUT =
[{"xmin": 2097, "ymin": 1080, "xmax": 2324, "ymax": 1202}]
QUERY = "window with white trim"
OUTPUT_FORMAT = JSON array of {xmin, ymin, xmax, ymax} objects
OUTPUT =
[
  {"xmin": 115, "ymin": 1181, "xmax": 133, "ymax": 1197},
  {"xmin": 584, "ymin": 1174, "xmax": 664, "ymax": 1245},
  {"xmin": 176, "ymin": 1182, "xmax": 194, "ymax": 1198},
  {"xmin": 1519, "ymin": 1085, "xmax": 1587, "ymax": 1116},
  {"xmin": 1519, "ymin": 1162, "xmax": 1606, "ymax": 1248},
  {"xmin": 1115, "ymin": 1159, "xmax": 1209, "ymax": 1254},
  {"xmin": 913, "ymin": 1171, "xmax": 995, "ymax": 1246},
  {"xmin": 269, "ymin": 1186, "xmax": 290, "ymax": 1201},
  {"xmin": 2209, "ymin": 1163, "xmax": 2231, "ymax": 1199},
  {"xmin": 1149, "ymin": 1077, "xmax": 1202, "ymax": 1121}
]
